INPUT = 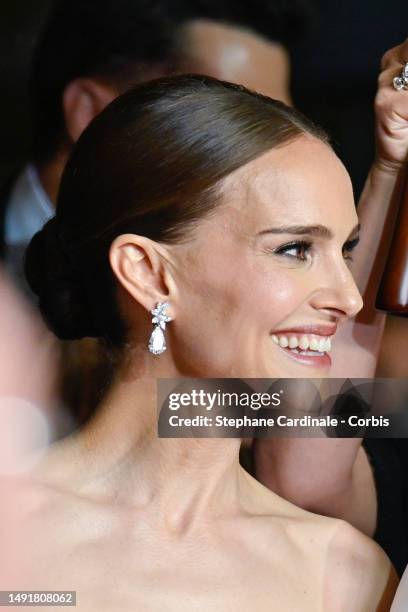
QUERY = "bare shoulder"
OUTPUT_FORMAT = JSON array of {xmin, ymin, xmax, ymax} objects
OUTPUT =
[
  {"xmin": 324, "ymin": 519, "xmax": 398, "ymax": 612},
  {"xmin": 4, "ymin": 437, "xmax": 97, "ymax": 526},
  {"xmin": 31, "ymin": 434, "xmax": 84, "ymax": 487}
]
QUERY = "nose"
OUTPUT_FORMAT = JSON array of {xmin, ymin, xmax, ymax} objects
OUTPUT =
[{"xmin": 310, "ymin": 261, "xmax": 363, "ymax": 320}]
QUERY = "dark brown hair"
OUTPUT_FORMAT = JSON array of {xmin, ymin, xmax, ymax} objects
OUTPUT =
[{"xmin": 25, "ymin": 74, "xmax": 328, "ymax": 346}]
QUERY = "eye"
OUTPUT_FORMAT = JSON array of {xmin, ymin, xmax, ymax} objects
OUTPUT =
[
  {"xmin": 274, "ymin": 241, "xmax": 312, "ymax": 261},
  {"xmin": 342, "ymin": 236, "xmax": 360, "ymax": 262}
]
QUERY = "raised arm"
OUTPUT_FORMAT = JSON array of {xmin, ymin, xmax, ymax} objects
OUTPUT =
[{"xmin": 330, "ymin": 39, "xmax": 408, "ymax": 378}]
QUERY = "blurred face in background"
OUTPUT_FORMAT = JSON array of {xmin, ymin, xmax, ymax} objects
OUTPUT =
[
  {"xmin": 58, "ymin": 18, "xmax": 292, "ymax": 166},
  {"xmin": 179, "ymin": 19, "xmax": 291, "ymax": 104}
]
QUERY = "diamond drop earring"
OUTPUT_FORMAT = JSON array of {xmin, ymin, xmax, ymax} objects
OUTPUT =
[{"xmin": 148, "ymin": 302, "xmax": 172, "ymax": 355}]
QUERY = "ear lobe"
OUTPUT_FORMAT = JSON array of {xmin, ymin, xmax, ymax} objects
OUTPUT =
[
  {"xmin": 62, "ymin": 78, "xmax": 118, "ymax": 143},
  {"xmin": 109, "ymin": 234, "xmax": 171, "ymax": 313}
]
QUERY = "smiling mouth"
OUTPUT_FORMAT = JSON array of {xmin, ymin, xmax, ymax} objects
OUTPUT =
[{"xmin": 271, "ymin": 332, "xmax": 333, "ymax": 367}]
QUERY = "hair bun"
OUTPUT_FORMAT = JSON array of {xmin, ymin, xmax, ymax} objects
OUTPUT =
[{"xmin": 24, "ymin": 217, "xmax": 98, "ymax": 340}]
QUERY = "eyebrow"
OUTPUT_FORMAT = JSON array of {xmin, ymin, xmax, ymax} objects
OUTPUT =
[{"xmin": 257, "ymin": 223, "xmax": 360, "ymax": 240}]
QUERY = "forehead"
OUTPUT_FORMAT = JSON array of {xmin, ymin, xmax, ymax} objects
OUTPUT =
[{"xmin": 214, "ymin": 136, "xmax": 356, "ymax": 236}]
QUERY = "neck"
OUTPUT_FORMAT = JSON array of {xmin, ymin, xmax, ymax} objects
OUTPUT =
[
  {"xmin": 35, "ymin": 148, "xmax": 70, "ymax": 207},
  {"xmin": 73, "ymin": 355, "xmax": 244, "ymax": 532}
]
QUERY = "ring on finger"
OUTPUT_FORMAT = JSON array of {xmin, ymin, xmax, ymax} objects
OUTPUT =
[{"xmin": 393, "ymin": 62, "xmax": 408, "ymax": 90}]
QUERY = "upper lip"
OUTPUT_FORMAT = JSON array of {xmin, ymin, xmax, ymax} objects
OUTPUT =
[{"xmin": 271, "ymin": 324, "xmax": 337, "ymax": 337}]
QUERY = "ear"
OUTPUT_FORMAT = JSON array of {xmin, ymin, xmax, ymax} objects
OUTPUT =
[
  {"xmin": 109, "ymin": 234, "xmax": 177, "ymax": 314},
  {"xmin": 62, "ymin": 78, "xmax": 119, "ymax": 143}
]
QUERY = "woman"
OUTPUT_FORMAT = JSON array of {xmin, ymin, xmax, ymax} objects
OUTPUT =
[{"xmin": 21, "ymin": 75, "xmax": 396, "ymax": 610}]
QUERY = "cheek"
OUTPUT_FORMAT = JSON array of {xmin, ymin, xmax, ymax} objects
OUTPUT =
[
  {"xmin": 170, "ymin": 281, "xmax": 239, "ymax": 376},
  {"xmin": 172, "ymin": 248, "xmax": 254, "ymax": 372},
  {"xmin": 244, "ymin": 260, "xmax": 310, "ymax": 329},
  {"xmin": 180, "ymin": 249, "xmax": 309, "ymax": 339},
  {"xmin": 172, "ymin": 252, "xmax": 310, "ymax": 375},
  {"xmin": 180, "ymin": 258, "xmax": 245, "ymax": 330}
]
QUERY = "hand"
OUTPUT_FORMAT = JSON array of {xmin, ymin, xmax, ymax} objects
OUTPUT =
[{"xmin": 375, "ymin": 39, "xmax": 408, "ymax": 173}]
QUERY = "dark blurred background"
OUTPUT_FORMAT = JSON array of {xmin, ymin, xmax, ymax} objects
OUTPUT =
[
  {"xmin": 0, "ymin": 0, "xmax": 407, "ymax": 197},
  {"xmin": 0, "ymin": 0, "xmax": 52, "ymax": 185}
]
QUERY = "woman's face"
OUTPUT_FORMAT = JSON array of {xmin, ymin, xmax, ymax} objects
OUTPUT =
[{"xmin": 170, "ymin": 136, "xmax": 362, "ymax": 377}]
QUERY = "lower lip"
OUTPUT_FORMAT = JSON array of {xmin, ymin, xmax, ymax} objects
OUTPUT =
[{"xmin": 277, "ymin": 344, "xmax": 332, "ymax": 368}]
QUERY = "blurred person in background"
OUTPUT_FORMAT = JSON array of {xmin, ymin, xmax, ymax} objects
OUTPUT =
[
  {"xmin": 1, "ymin": 0, "xmax": 177, "ymax": 294},
  {"xmin": 1, "ymin": 0, "xmax": 311, "ymax": 292},
  {"xmin": 0, "ymin": 0, "xmax": 180, "ymax": 428}
]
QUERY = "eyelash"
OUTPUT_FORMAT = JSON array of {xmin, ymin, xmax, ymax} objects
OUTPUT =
[{"xmin": 274, "ymin": 238, "xmax": 360, "ymax": 262}]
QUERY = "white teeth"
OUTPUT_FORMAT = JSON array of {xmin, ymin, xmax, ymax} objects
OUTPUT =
[
  {"xmin": 288, "ymin": 336, "xmax": 298, "ymax": 349},
  {"xmin": 309, "ymin": 338, "xmax": 319, "ymax": 351},
  {"xmin": 272, "ymin": 333, "xmax": 333, "ymax": 354},
  {"xmin": 299, "ymin": 336, "xmax": 309, "ymax": 351},
  {"xmin": 321, "ymin": 337, "xmax": 331, "ymax": 352}
]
